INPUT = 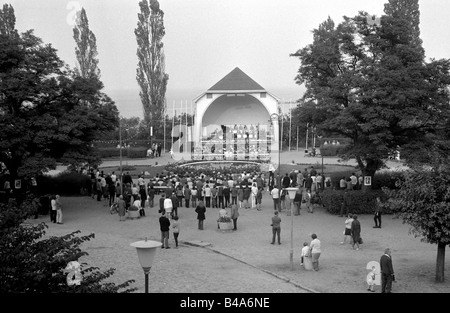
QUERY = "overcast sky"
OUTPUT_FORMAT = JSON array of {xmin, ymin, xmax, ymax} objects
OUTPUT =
[{"xmin": 7, "ymin": 0, "xmax": 450, "ymax": 118}]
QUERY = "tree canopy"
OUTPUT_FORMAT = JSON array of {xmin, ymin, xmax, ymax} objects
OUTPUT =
[
  {"xmin": 135, "ymin": 0, "xmax": 169, "ymax": 141},
  {"xmin": 0, "ymin": 4, "xmax": 119, "ymax": 180},
  {"xmin": 383, "ymin": 165, "xmax": 450, "ymax": 282},
  {"xmin": 291, "ymin": 0, "xmax": 450, "ymax": 178}
]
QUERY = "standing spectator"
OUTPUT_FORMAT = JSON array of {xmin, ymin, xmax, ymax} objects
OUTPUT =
[
  {"xmin": 203, "ymin": 184, "xmax": 211, "ymax": 208},
  {"xmin": 211, "ymin": 184, "xmax": 218, "ymax": 208},
  {"xmin": 123, "ymin": 172, "xmax": 133, "ymax": 186},
  {"xmin": 216, "ymin": 184, "xmax": 223, "ymax": 208},
  {"xmin": 271, "ymin": 185, "xmax": 280, "ymax": 212},
  {"xmin": 316, "ymin": 173, "xmax": 323, "ymax": 193},
  {"xmin": 55, "ymin": 195, "xmax": 63, "ymax": 224},
  {"xmin": 223, "ymin": 185, "xmax": 231, "ymax": 208},
  {"xmin": 164, "ymin": 195, "xmax": 173, "ymax": 220},
  {"xmin": 183, "ymin": 184, "xmax": 191, "ymax": 208},
  {"xmin": 157, "ymin": 143, "xmax": 162, "ymax": 157},
  {"xmin": 293, "ymin": 188, "xmax": 303, "ymax": 216},
  {"xmin": 339, "ymin": 189, "xmax": 351, "ymax": 217},
  {"xmin": 50, "ymin": 194, "xmax": 57, "ymax": 223},
  {"xmin": 309, "ymin": 233, "xmax": 321, "ymax": 271},
  {"xmin": 191, "ymin": 187, "xmax": 198, "ymax": 208},
  {"xmin": 346, "ymin": 178, "xmax": 353, "ymax": 190},
  {"xmin": 304, "ymin": 174, "xmax": 313, "ymax": 191},
  {"xmin": 339, "ymin": 176, "xmax": 347, "ymax": 190},
  {"xmin": 195, "ymin": 200, "xmax": 206, "ymax": 230},
  {"xmin": 358, "ymin": 175, "xmax": 364, "ymax": 190},
  {"xmin": 300, "ymin": 242, "xmax": 310, "ymax": 266},
  {"xmin": 350, "ymin": 173, "xmax": 358, "ymax": 190},
  {"xmin": 159, "ymin": 193, "xmax": 166, "ymax": 213},
  {"xmin": 340, "ymin": 213, "xmax": 354, "ymax": 244},
  {"xmin": 171, "ymin": 192, "xmax": 179, "ymax": 218},
  {"xmin": 139, "ymin": 184, "xmax": 147, "ymax": 209},
  {"xmin": 230, "ymin": 204, "xmax": 239, "ymax": 230},
  {"xmin": 280, "ymin": 189, "xmax": 287, "ymax": 212},
  {"xmin": 108, "ymin": 182, "xmax": 116, "ymax": 207},
  {"xmin": 305, "ymin": 189, "xmax": 313, "ymax": 213},
  {"xmin": 270, "ymin": 211, "xmax": 281, "ymax": 245},
  {"xmin": 251, "ymin": 182, "xmax": 258, "ymax": 209},
  {"xmin": 243, "ymin": 186, "xmax": 251, "ymax": 209},
  {"xmin": 237, "ymin": 186, "xmax": 244, "ymax": 209},
  {"xmin": 231, "ymin": 185, "xmax": 238, "ymax": 206},
  {"xmin": 117, "ymin": 195, "xmax": 127, "ymax": 221},
  {"xmin": 351, "ymin": 215, "xmax": 361, "ymax": 250},
  {"xmin": 159, "ymin": 210, "xmax": 171, "ymax": 249},
  {"xmin": 115, "ymin": 181, "xmax": 122, "ymax": 199},
  {"xmin": 96, "ymin": 179, "xmax": 102, "ymax": 201},
  {"xmin": 282, "ymin": 173, "xmax": 291, "ymax": 189},
  {"xmin": 380, "ymin": 248, "xmax": 395, "ymax": 293},
  {"xmin": 176, "ymin": 185, "xmax": 184, "ymax": 209},
  {"xmin": 297, "ymin": 170, "xmax": 304, "ymax": 188},
  {"xmin": 310, "ymin": 166, "xmax": 317, "ymax": 177},
  {"xmin": 131, "ymin": 184, "xmax": 139, "ymax": 203},
  {"xmin": 268, "ymin": 172, "xmax": 275, "ymax": 192},
  {"xmin": 172, "ymin": 215, "xmax": 180, "ymax": 248},
  {"xmin": 256, "ymin": 187, "xmax": 263, "ymax": 211},
  {"xmin": 373, "ymin": 197, "xmax": 382, "ymax": 228},
  {"xmin": 147, "ymin": 185, "xmax": 155, "ymax": 208}
]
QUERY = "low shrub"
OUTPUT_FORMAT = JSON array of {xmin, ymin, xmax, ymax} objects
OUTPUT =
[
  {"xmin": 320, "ymin": 145, "xmax": 349, "ymax": 156},
  {"xmin": 321, "ymin": 189, "xmax": 392, "ymax": 215},
  {"xmin": 97, "ymin": 147, "xmax": 148, "ymax": 159}
]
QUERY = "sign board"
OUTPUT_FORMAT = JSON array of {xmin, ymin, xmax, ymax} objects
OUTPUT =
[{"xmin": 364, "ymin": 176, "xmax": 372, "ymax": 186}]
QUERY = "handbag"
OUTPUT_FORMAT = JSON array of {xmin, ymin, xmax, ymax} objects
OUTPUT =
[{"xmin": 358, "ymin": 237, "xmax": 363, "ymax": 244}]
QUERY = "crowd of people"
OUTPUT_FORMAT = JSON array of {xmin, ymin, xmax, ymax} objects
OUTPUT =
[{"xmin": 76, "ymin": 164, "xmax": 393, "ymax": 292}]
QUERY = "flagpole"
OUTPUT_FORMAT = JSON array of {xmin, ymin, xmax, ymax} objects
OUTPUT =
[
  {"xmin": 185, "ymin": 100, "xmax": 188, "ymax": 151},
  {"xmin": 163, "ymin": 100, "xmax": 166, "ymax": 153},
  {"xmin": 289, "ymin": 100, "xmax": 292, "ymax": 152},
  {"xmin": 172, "ymin": 100, "xmax": 175, "ymax": 148}
]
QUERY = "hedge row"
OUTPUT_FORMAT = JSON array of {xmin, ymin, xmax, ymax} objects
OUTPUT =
[
  {"xmin": 37, "ymin": 172, "xmax": 91, "ymax": 196},
  {"xmin": 97, "ymin": 147, "xmax": 148, "ymax": 158},
  {"xmin": 320, "ymin": 145, "xmax": 349, "ymax": 156},
  {"xmin": 321, "ymin": 189, "xmax": 392, "ymax": 215},
  {"xmin": 328, "ymin": 170, "xmax": 405, "ymax": 190}
]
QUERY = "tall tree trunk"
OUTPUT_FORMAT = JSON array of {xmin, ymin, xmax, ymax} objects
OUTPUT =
[{"xmin": 436, "ymin": 241, "xmax": 446, "ymax": 282}]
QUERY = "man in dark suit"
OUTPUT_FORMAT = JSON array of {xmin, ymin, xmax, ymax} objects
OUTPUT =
[{"xmin": 380, "ymin": 248, "xmax": 395, "ymax": 293}]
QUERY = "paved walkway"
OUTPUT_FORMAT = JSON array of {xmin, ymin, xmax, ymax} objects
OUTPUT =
[{"xmin": 35, "ymin": 151, "xmax": 448, "ymax": 293}]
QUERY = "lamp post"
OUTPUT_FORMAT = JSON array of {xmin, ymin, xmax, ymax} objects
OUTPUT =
[
  {"xmin": 285, "ymin": 187, "xmax": 299, "ymax": 270},
  {"xmin": 130, "ymin": 238, "xmax": 162, "ymax": 293}
]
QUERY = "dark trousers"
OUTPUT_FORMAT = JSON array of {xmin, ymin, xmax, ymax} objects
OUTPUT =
[
  {"xmin": 212, "ymin": 197, "xmax": 218, "ymax": 208},
  {"xmin": 218, "ymin": 196, "xmax": 223, "ymax": 208},
  {"xmin": 224, "ymin": 196, "xmax": 230, "ymax": 207},
  {"xmin": 374, "ymin": 214, "xmax": 382, "ymax": 227},
  {"xmin": 205, "ymin": 197, "xmax": 211, "ymax": 208},
  {"xmin": 172, "ymin": 207, "xmax": 178, "ymax": 217},
  {"xmin": 109, "ymin": 192, "xmax": 115, "ymax": 206},
  {"xmin": 185, "ymin": 199, "xmax": 190, "ymax": 208},
  {"xmin": 97, "ymin": 190, "xmax": 102, "ymax": 201},
  {"xmin": 50, "ymin": 210, "xmax": 57, "ymax": 223},
  {"xmin": 174, "ymin": 232, "xmax": 179, "ymax": 247},
  {"xmin": 198, "ymin": 219, "xmax": 204, "ymax": 230},
  {"xmin": 273, "ymin": 199, "xmax": 280, "ymax": 211},
  {"xmin": 272, "ymin": 227, "xmax": 281, "ymax": 244},
  {"xmin": 232, "ymin": 196, "xmax": 237, "ymax": 205},
  {"xmin": 232, "ymin": 218, "xmax": 237, "ymax": 230},
  {"xmin": 381, "ymin": 273, "xmax": 393, "ymax": 293},
  {"xmin": 139, "ymin": 208, "xmax": 145, "ymax": 217}
]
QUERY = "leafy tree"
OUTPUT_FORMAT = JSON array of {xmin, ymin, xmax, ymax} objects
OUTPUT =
[
  {"xmin": 290, "ymin": 0, "xmax": 450, "ymax": 184},
  {"xmin": 0, "ymin": 5, "xmax": 119, "ymax": 181},
  {"xmin": 0, "ymin": 195, "xmax": 136, "ymax": 292},
  {"xmin": 383, "ymin": 165, "xmax": 450, "ymax": 282},
  {"xmin": 135, "ymin": 0, "xmax": 169, "ymax": 141},
  {"xmin": 73, "ymin": 7, "xmax": 100, "ymax": 79}
]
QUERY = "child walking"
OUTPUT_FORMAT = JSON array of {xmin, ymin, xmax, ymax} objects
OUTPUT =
[
  {"xmin": 300, "ymin": 242, "xmax": 310, "ymax": 265},
  {"xmin": 366, "ymin": 266, "xmax": 376, "ymax": 292}
]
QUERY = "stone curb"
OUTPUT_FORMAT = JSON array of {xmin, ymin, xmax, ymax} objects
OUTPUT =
[{"xmin": 182, "ymin": 240, "xmax": 320, "ymax": 294}]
